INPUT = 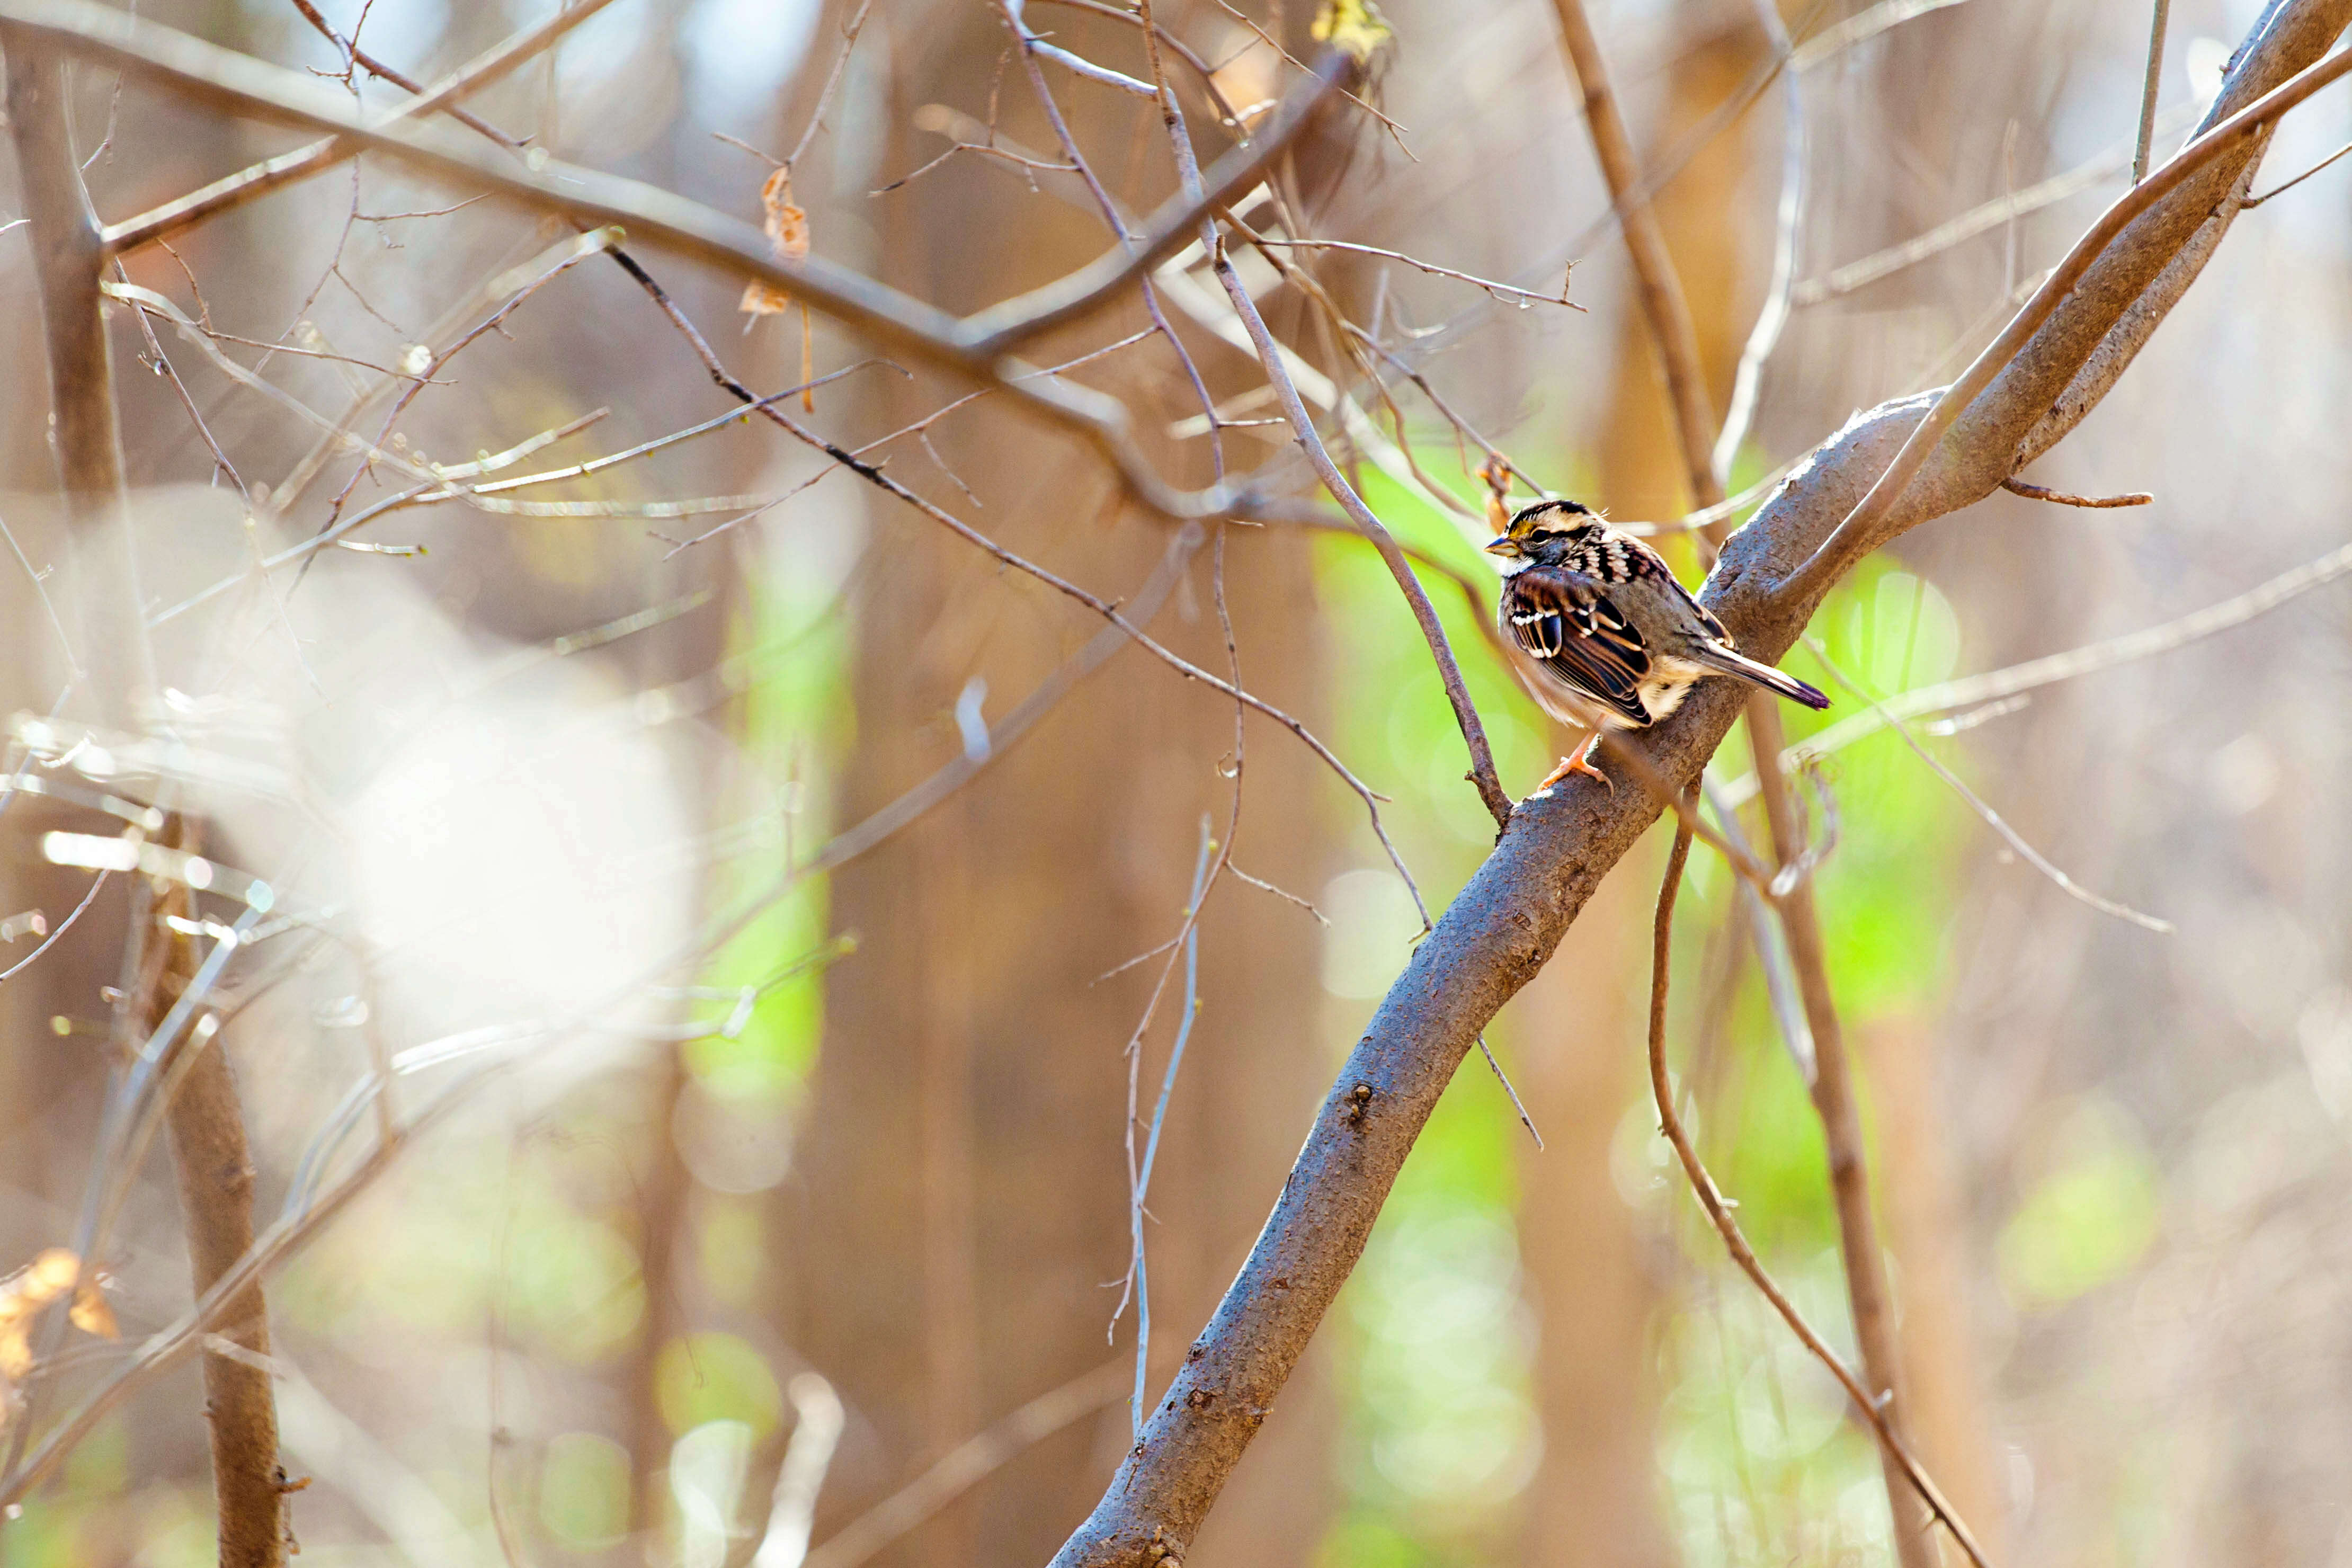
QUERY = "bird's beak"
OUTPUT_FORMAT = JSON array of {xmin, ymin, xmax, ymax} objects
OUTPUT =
[{"xmin": 1483, "ymin": 534, "xmax": 1517, "ymax": 558}]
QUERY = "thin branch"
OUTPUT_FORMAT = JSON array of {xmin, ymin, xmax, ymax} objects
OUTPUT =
[
  {"xmin": 0, "ymin": 870, "xmax": 106, "ymax": 985},
  {"xmin": 1790, "ymin": 107, "xmax": 2197, "ymax": 306},
  {"xmin": 284, "ymin": 0, "xmax": 523, "ymax": 149},
  {"xmin": 1124, "ymin": 823, "xmax": 1215, "ymax": 1431},
  {"xmin": 1713, "ymin": 0, "xmax": 1802, "ymax": 485},
  {"xmin": 1802, "ymin": 637, "xmax": 2173, "ymax": 932},
  {"xmin": 106, "ymin": 0, "xmax": 623, "ymax": 254},
  {"xmin": 786, "ymin": 0, "xmax": 872, "ymax": 170},
  {"xmin": 1547, "ymin": 0, "xmax": 1721, "ymax": 514},
  {"xmin": 2242, "ymin": 133, "xmax": 2352, "ymax": 202},
  {"xmin": 1474, "ymin": 1036, "xmax": 1543, "ymax": 1148},
  {"xmin": 1002, "ymin": 0, "xmax": 1159, "ymax": 96},
  {"xmin": 1211, "ymin": 252, "xmax": 1513, "ymax": 832},
  {"xmin": 38, "ymin": 0, "xmax": 1346, "ymax": 371},
  {"xmin": 1198, "ymin": 0, "xmax": 1410, "ymax": 145},
  {"xmin": 1743, "ymin": 691, "xmax": 1939, "ymax": 1564},
  {"xmin": 1030, "ymin": 0, "xmax": 1242, "ymax": 128},
  {"xmin": 1246, "ymin": 237, "xmax": 1580, "ymax": 308},
  {"xmin": 1645, "ymin": 826, "xmax": 1991, "ymax": 1568},
  {"xmin": 801, "ymin": 1362, "xmax": 1129, "ymax": 1568},
  {"xmin": 1999, "ymin": 477, "xmax": 2152, "ymax": 507},
  {"xmin": 1785, "ymin": 39, "xmax": 2352, "ymax": 604},
  {"xmin": 1699, "ymin": 777, "xmax": 1813, "ymax": 1078},
  {"xmin": 1759, "ymin": 532, "xmax": 2352, "ymax": 777},
  {"xmin": 2134, "ymin": 0, "xmax": 2175, "ymax": 185}
]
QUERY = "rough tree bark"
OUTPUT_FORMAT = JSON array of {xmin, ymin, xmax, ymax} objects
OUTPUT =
[{"xmin": 151, "ymin": 824, "xmax": 287, "ymax": 1568}]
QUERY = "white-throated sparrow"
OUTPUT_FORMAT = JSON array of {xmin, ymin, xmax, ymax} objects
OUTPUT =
[{"xmin": 1487, "ymin": 499, "xmax": 1829, "ymax": 791}]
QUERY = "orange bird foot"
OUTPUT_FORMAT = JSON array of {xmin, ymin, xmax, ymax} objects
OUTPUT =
[{"xmin": 1533, "ymin": 749, "xmax": 1612, "ymax": 795}]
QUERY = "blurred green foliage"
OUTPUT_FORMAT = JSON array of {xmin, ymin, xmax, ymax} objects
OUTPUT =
[
  {"xmin": 1997, "ymin": 1096, "xmax": 2161, "ymax": 1308},
  {"xmin": 655, "ymin": 1331, "xmax": 785, "ymax": 1438},
  {"xmin": 685, "ymin": 571, "xmax": 854, "ymax": 1105},
  {"xmin": 540, "ymin": 1431, "xmax": 633, "ymax": 1549}
]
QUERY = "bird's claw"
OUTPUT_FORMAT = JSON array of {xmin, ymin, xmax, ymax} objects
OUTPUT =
[{"xmin": 1528, "ymin": 750, "xmax": 1613, "ymax": 799}]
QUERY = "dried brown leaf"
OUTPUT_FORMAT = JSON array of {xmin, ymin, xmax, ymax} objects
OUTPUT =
[
  {"xmin": 741, "ymin": 166, "xmax": 812, "ymax": 317},
  {"xmin": 0, "ymin": 1249, "xmax": 108, "ymax": 1379},
  {"xmin": 70, "ymin": 1279, "xmax": 118, "ymax": 1341}
]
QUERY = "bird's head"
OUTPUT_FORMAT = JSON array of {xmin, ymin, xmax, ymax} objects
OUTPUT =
[{"xmin": 1484, "ymin": 498, "xmax": 1598, "ymax": 566}]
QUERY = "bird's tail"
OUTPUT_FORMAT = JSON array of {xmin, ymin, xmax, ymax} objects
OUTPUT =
[{"xmin": 1690, "ymin": 644, "xmax": 1830, "ymax": 710}]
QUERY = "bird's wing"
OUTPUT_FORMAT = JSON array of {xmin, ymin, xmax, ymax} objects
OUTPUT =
[{"xmin": 1502, "ymin": 566, "xmax": 1653, "ymax": 726}]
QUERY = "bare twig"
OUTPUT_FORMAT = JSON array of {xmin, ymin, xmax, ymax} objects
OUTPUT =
[
  {"xmin": 1801, "ymin": 638, "xmax": 2173, "ymax": 932},
  {"xmin": 1545, "ymin": 10, "xmax": 1939, "ymax": 1551},
  {"xmin": 2134, "ymin": 0, "xmax": 2175, "ymax": 185},
  {"xmin": 1002, "ymin": 0, "xmax": 1158, "ymax": 96},
  {"xmin": 1744, "ymin": 692, "xmax": 1938, "ymax": 1564},
  {"xmin": 106, "ymin": 0, "xmax": 623, "ymax": 254},
  {"xmin": 2000, "ymin": 477, "xmax": 2153, "ymax": 507},
  {"xmin": 1714, "ymin": 0, "xmax": 1802, "ymax": 484},
  {"xmin": 1247, "ymin": 237, "xmax": 1579, "ymax": 308},
  {"xmin": 1547, "ymin": 0, "xmax": 1721, "ymax": 514},
  {"xmin": 1757, "ymin": 532, "xmax": 2352, "ymax": 776},
  {"xmin": 1474, "ymin": 1036, "xmax": 1543, "ymax": 1148},
  {"xmin": 1030, "ymin": 0, "xmax": 1242, "ymax": 128},
  {"xmin": 1211, "ymin": 254, "xmax": 1513, "ymax": 831},
  {"xmin": 1122, "ymin": 824, "xmax": 1215, "ymax": 1431},
  {"xmin": 1202, "ymin": 0, "xmax": 1410, "ymax": 146},
  {"xmin": 803, "ymin": 1362, "xmax": 1128, "ymax": 1568},
  {"xmin": 1645, "ymin": 826, "xmax": 1991, "ymax": 1568},
  {"xmin": 786, "ymin": 0, "xmax": 872, "ymax": 170},
  {"xmin": 1788, "ymin": 107, "xmax": 2198, "ymax": 305},
  {"xmin": 2242, "ymin": 133, "xmax": 2352, "ymax": 202},
  {"xmin": 1785, "ymin": 38, "xmax": 2352, "ymax": 604},
  {"xmin": 32, "ymin": 0, "xmax": 1344, "ymax": 375},
  {"xmin": 284, "ymin": 0, "xmax": 527, "ymax": 149}
]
